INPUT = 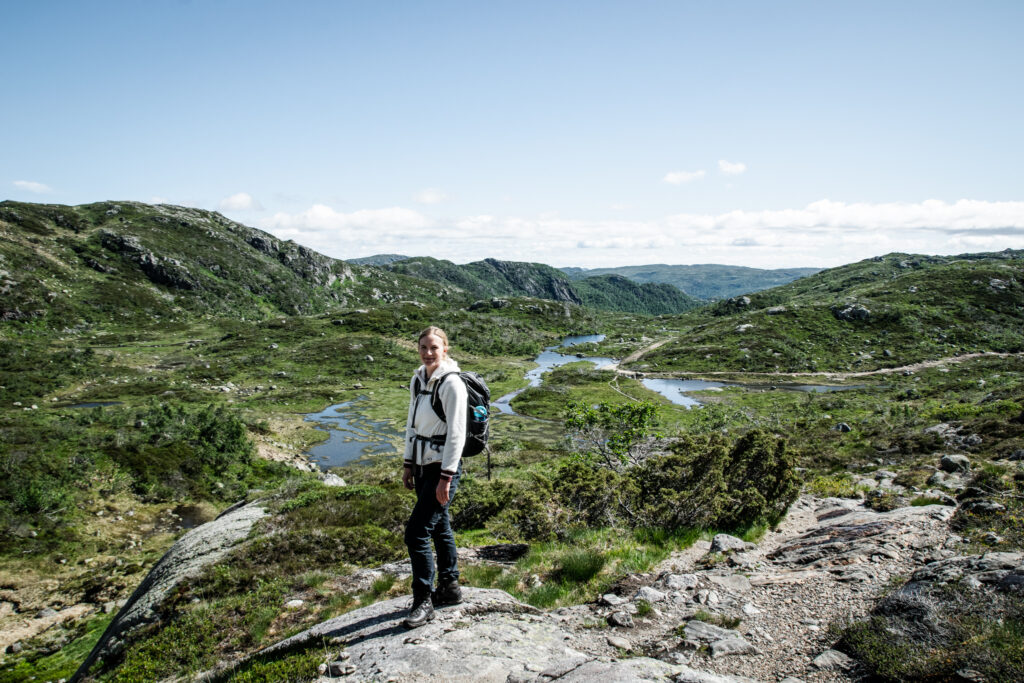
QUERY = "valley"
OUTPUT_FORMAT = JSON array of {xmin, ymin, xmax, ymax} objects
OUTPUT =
[{"xmin": 0, "ymin": 201, "xmax": 1022, "ymax": 682}]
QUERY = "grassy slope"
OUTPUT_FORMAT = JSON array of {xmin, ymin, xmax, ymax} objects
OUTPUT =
[{"xmin": 629, "ymin": 251, "xmax": 1024, "ymax": 374}]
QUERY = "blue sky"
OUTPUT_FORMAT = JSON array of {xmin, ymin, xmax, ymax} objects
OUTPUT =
[{"xmin": 3, "ymin": 0, "xmax": 1023, "ymax": 268}]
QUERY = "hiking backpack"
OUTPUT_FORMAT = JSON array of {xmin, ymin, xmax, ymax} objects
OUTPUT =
[{"xmin": 412, "ymin": 371, "xmax": 490, "ymax": 457}]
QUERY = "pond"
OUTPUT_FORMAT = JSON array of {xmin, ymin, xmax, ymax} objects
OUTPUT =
[
  {"xmin": 303, "ymin": 396, "xmax": 402, "ymax": 469},
  {"xmin": 493, "ymin": 334, "xmax": 614, "ymax": 414},
  {"xmin": 641, "ymin": 378, "xmax": 865, "ymax": 409}
]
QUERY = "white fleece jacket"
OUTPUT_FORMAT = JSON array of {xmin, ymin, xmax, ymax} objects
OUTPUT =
[{"xmin": 402, "ymin": 357, "xmax": 467, "ymax": 479}]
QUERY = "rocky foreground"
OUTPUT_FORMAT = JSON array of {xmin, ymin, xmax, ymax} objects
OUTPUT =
[{"xmin": 76, "ymin": 486, "xmax": 1024, "ymax": 682}]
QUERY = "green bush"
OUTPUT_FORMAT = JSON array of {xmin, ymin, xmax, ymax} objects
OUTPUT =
[{"xmin": 630, "ymin": 429, "xmax": 799, "ymax": 530}]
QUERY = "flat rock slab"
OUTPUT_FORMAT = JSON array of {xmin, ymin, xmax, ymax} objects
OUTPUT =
[
  {"xmin": 251, "ymin": 588, "xmax": 682, "ymax": 682},
  {"xmin": 768, "ymin": 503, "xmax": 953, "ymax": 567}
]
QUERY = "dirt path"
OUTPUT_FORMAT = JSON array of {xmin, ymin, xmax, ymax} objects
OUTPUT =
[{"xmin": 617, "ymin": 347, "xmax": 1022, "ymax": 381}]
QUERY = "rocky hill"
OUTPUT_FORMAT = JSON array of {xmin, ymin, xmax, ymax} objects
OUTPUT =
[
  {"xmin": 386, "ymin": 257, "xmax": 702, "ymax": 315},
  {"xmin": 561, "ymin": 264, "xmax": 822, "ymax": 300},
  {"xmin": 0, "ymin": 201, "xmax": 461, "ymax": 328},
  {"xmin": 0, "ymin": 202, "xmax": 698, "ymax": 328}
]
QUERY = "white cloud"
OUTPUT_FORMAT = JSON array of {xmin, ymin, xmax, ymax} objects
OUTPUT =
[
  {"xmin": 218, "ymin": 192, "xmax": 263, "ymax": 211},
  {"xmin": 663, "ymin": 170, "xmax": 706, "ymax": 185},
  {"xmin": 258, "ymin": 199, "xmax": 1024, "ymax": 268},
  {"xmin": 414, "ymin": 188, "xmax": 448, "ymax": 204},
  {"xmin": 718, "ymin": 160, "xmax": 747, "ymax": 175},
  {"xmin": 13, "ymin": 180, "xmax": 52, "ymax": 193}
]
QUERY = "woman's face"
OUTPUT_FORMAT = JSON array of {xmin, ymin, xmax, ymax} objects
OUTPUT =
[{"xmin": 418, "ymin": 333, "xmax": 448, "ymax": 373}]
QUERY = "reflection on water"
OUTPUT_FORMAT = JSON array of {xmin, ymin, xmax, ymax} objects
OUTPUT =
[
  {"xmin": 643, "ymin": 378, "xmax": 866, "ymax": 408},
  {"xmin": 641, "ymin": 378, "xmax": 726, "ymax": 408},
  {"xmin": 494, "ymin": 334, "xmax": 611, "ymax": 414},
  {"xmin": 304, "ymin": 396, "xmax": 401, "ymax": 469}
]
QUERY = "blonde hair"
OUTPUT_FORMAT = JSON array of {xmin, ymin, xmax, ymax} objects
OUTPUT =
[{"xmin": 417, "ymin": 326, "xmax": 449, "ymax": 348}]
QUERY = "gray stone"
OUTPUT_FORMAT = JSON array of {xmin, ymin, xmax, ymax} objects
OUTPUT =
[
  {"xmin": 675, "ymin": 668, "xmax": 762, "ymax": 683},
  {"xmin": 940, "ymin": 454, "xmax": 971, "ymax": 473},
  {"xmin": 601, "ymin": 593, "xmax": 627, "ymax": 606},
  {"xmin": 238, "ymin": 588, "xmax": 687, "ymax": 682},
  {"xmin": 710, "ymin": 534, "xmax": 749, "ymax": 553},
  {"xmin": 832, "ymin": 303, "xmax": 871, "ymax": 321},
  {"xmin": 6, "ymin": 642, "xmax": 22, "ymax": 654},
  {"xmin": 710, "ymin": 636, "xmax": 757, "ymax": 658},
  {"xmin": 705, "ymin": 574, "xmax": 752, "ymax": 593},
  {"xmin": 741, "ymin": 602, "xmax": 761, "ymax": 615},
  {"xmin": 329, "ymin": 661, "xmax": 356, "ymax": 676},
  {"xmin": 607, "ymin": 635, "xmax": 632, "ymax": 650},
  {"xmin": 963, "ymin": 500, "xmax": 1006, "ymax": 513},
  {"xmin": 608, "ymin": 611, "xmax": 635, "ymax": 628},
  {"xmin": 664, "ymin": 573, "xmax": 699, "ymax": 591},
  {"xmin": 635, "ymin": 586, "xmax": 667, "ymax": 603},
  {"xmin": 548, "ymin": 657, "xmax": 684, "ymax": 682},
  {"xmin": 683, "ymin": 619, "xmax": 740, "ymax": 643},
  {"xmin": 813, "ymin": 649, "xmax": 854, "ymax": 670},
  {"xmin": 833, "ymin": 422, "xmax": 852, "ymax": 432},
  {"xmin": 320, "ymin": 473, "xmax": 346, "ymax": 487}
]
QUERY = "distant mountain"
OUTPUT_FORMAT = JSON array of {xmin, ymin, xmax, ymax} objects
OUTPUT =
[
  {"xmin": 561, "ymin": 263, "xmax": 821, "ymax": 300},
  {"xmin": 630, "ymin": 250, "xmax": 1024, "ymax": 373},
  {"xmin": 384, "ymin": 257, "xmax": 702, "ymax": 315},
  {"xmin": 347, "ymin": 253, "xmax": 409, "ymax": 266}
]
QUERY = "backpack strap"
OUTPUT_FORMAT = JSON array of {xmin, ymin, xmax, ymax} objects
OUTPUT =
[
  {"xmin": 428, "ymin": 372, "xmax": 460, "ymax": 423},
  {"xmin": 409, "ymin": 374, "xmax": 436, "ymax": 456}
]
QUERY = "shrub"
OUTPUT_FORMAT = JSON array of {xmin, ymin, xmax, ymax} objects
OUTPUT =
[
  {"xmin": 551, "ymin": 459, "xmax": 624, "ymax": 528},
  {"xmin": 564, "ymin": 399, "xmax": 660, "ymax": 469},
  {"xmin": 807, "ymin": 474, "xmax": 866, "ymax": 498},
  {"xmin": 629, "ymin": 429, "xmax": 799, "ymax": 530}
]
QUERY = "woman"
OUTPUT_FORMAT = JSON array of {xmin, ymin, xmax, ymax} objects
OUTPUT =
[{"xmin": 401, "ymin": 325, "xmax": 467, "ymax": 628}]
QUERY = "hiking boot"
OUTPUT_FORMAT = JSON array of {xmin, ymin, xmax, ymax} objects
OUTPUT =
[
  {"xmin": 432, "ymin": 580, "xmax": 463, "ymax": 607},
  {"xmin": 403, "ymin": 595, "xmax": 435, "ymax": 629}
]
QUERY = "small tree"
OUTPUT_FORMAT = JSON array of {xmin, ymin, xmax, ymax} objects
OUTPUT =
[{"xmin": 564, "ymin": 399, "xmax": 660, "ymax": 470}]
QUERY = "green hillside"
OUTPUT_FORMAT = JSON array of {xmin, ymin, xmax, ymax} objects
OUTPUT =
[
  {"xmin": 386, "ymin": 256, "xmax": 701, "ymax": 314},
  {"xmin": 0, "ymin": 201, "xmax": 461, "ymax": 330},
  {"xmin": 572, "ymin": 274, "xmax": 701, "ymax": 315},
  {"xmin": 562, "ymin": 263, "xmax": 821, "ymax": 299},
  {"xmin": 626, "ymin": 250, "xmax": 1024, "ymax": 374}
]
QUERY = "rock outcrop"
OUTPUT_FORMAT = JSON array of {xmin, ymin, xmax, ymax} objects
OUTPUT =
[
  {"xmin": 72, "ymin": 500, "xmax": 267, "ymax": 681},
  {"xmin": 239, "ymin": 588, "xmax": 700, "ymax": 683}
]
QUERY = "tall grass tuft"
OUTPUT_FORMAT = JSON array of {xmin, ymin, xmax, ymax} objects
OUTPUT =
[{"xmin": 554, "ymin": 549, "xmax": 606, "ymax": 584}]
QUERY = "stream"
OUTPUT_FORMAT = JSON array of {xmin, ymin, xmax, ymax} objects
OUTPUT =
[{"xmin": 302, "ymin": 334, "xmax": 863, "ymax": 468}]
